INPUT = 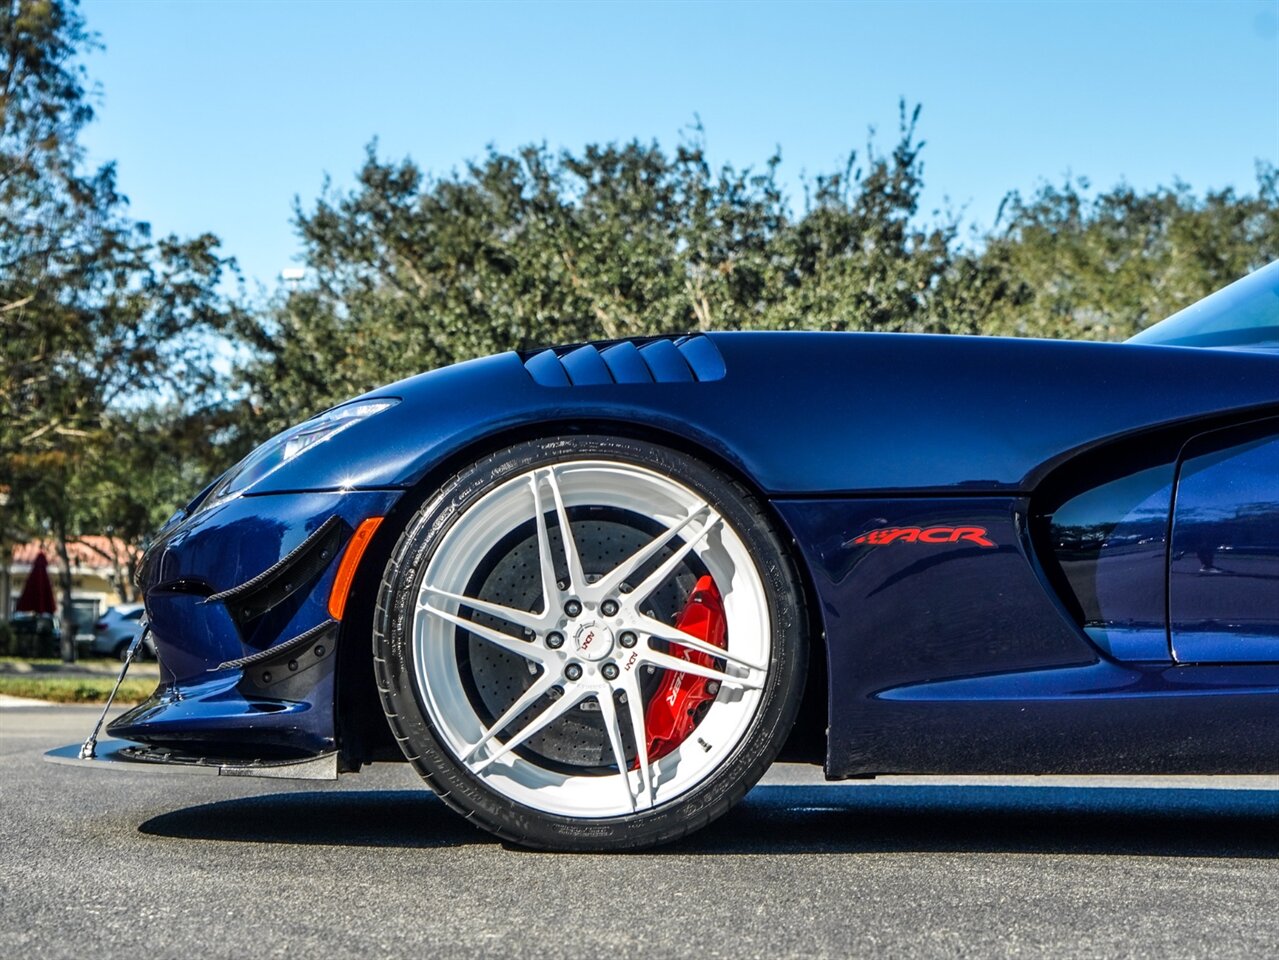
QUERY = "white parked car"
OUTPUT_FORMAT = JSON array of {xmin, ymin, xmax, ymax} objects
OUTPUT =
[{"xmin": 89, "ymin": 605, "xmax": 151, "ymax": 660}]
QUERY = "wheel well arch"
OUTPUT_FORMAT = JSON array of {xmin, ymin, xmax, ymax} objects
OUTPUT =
[{"xmin": 333, "ymin": 416, "xmax": 828, "ymax": 769}]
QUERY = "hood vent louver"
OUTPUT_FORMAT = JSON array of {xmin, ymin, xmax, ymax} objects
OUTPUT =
[{"xmin": 523, "ymin": 335, "xmax": 726, "ymax": 387}]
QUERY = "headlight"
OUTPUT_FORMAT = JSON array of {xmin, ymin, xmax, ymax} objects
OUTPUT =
[{"xmin": 201, "ymin": 399, "xmax": 399, "ymax": 507}]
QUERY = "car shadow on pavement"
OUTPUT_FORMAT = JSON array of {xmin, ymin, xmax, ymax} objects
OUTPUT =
[
  {"xmin": 139, "ymin": 783, "xmax": 1279, "ymax": 856},
  {"xmin": 139, "ymin": 790, "xmax": 487, "ymax": 849},
  {"xmin": 687, "ymin": 784, "xmax": 1279, "ymax": 858}
]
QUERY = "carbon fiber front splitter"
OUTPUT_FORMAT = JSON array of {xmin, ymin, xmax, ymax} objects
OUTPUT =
[{"xmin": 44, "ymin": 739, "xmax": 338, "ymax": 780}]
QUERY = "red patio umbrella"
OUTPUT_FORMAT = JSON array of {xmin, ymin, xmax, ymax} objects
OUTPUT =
[{"xmin": 15, "ymin": 550, "xmax": 56, "ymax": 615}]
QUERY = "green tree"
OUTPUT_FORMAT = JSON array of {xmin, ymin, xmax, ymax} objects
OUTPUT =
[
  {"xmin": 974, "ymin": 167, "xmax": 1279, "ymax": 340},
  {"xmin": 1, "ymin": 0, "xmax": 237, "ymax": 655},
  {"xmin": 759, "ymin": 105, "xmax": 961, "ymax": 333},
  {"xmin": 237, "ymin": 103, "xmax": 970, "ymax": 435}
]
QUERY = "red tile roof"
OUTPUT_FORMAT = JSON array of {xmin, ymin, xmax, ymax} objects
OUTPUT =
[{"xmin": 11, "ymin": 537, "xmax": 138, "ymax": 570}]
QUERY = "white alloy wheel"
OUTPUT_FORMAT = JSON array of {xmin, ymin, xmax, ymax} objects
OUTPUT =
[
  {"xmin": 374, "ymin": 436, "xmax": 806, "ymax": 850},
  {"xmin": 410, "ymin": 460, "xmax": 771, "ymax": 818}
]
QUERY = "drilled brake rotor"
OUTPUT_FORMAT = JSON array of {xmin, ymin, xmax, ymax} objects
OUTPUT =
[{"xmin": 459, "ymin": 508, "xmax": 703, "ymax": 774}]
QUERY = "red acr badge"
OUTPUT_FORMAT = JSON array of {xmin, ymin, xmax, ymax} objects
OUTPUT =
[{"xmin": 852, "ymin": 526, "xmax": 996, "ymax": 548}]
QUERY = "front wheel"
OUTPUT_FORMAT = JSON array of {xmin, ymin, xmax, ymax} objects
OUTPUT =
[{"xmin": 373, "ymin": 435, "xmax": 807, "ymax": 850}]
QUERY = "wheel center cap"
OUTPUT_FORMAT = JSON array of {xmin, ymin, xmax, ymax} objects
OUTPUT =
[{"xmin": 572, "ymin": 621, "xmax": 615, "ymax": 662}]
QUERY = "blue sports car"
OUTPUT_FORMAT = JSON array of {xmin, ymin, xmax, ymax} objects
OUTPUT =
[{"xmin": 49, "ymin": 262, "xmax": 1279, "ymax": 850}]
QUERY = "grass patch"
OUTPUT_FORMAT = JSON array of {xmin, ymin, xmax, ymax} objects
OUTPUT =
[{"xmin": 0, "ymin": 675, "xmax": 155, "ymax": 705}]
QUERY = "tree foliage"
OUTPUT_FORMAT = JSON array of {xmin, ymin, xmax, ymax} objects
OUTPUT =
[
  {"xmin": 5, "ymin": 0, "xmax": 1279, "ymax": 656},
  {"xmin": 1, "ymin": 0, "xmax": 237, "ymax": 641},
  {"xmin": 976, "ymin": 168, "xmax": 1279, "ymax": 340},
  {"xmin": 238, "ymin": 105, "xmax": 978, "ymax": 431},
  {"xmin": 238, "ymin": 107, "xmax": 1279, "ymax": 435}
]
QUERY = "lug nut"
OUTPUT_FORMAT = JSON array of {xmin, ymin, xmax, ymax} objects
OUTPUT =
[
  {"xmin": 619, "ymin": 631, "xmax": 637, "ymax": 648},
  {"xmin": 600, "ymin": 599, "xmax": 619, "ymax": 617},
  {"xmin": 546, "ymin": 631, "xmax": 565, "ymax": 649},
  {"xmin": 564, "ymin": 599, "xmax": 582, "ymax": 617},
  {"xmin": 565, "ymin": 663, "xmax": 583, "ymax": 681},
  {"xmin": 601, "ymin": 662, "xmax": 619, "ymax": 680}
]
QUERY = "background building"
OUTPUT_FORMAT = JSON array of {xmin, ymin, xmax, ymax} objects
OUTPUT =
[{"xmin": 3, "ymin": 538, "xmax": 136, "ymax": 639}]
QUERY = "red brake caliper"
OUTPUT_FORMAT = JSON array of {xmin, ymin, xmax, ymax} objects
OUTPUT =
[{"xmin": 641, "ymin": 575, "xmax": 727, "ymax": 762}]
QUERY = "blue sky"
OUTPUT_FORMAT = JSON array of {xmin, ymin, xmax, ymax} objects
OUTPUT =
[{"xmin": 79, "ymin": 0, "xmax": 1279, "ymax": 293}]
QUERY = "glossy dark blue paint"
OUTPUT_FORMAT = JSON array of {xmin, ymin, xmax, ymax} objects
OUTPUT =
[
  {"xmin": 110, "ymin": 489, "xmax": 401, "ymax": 755},
  {"xmin": 777, "ymin": 496, "xmax": 1279, "ymax": 774},
  {"xmin": 117, "ymin": 324, "xmax": 1279, "ymax": 774},
  {"xmin": 250, "ymin": 333, "xmax": 1279, "ymax": 497},
  {"xmin": 849, "ymin": 660, "xmax": 1279, "ymax": 774},
  {"xmin": 1171, "ymin": 422, "xmax": 1279, "ymax": 663}
]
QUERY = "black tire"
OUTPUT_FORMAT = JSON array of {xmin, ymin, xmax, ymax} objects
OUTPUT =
[
  {"xmin": 114, "ymin": 640, "xmax": 131, "ymax": 662},
  {"xmin": 372, "ymin": 435, "xmax": 807, "ymax": 851}
]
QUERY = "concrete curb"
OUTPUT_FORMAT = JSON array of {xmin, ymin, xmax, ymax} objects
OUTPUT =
[{"xmin": 0, "ymin": 694, "xmax": 55, "ymax": 708}]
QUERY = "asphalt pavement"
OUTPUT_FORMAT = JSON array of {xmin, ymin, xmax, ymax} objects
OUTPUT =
[{"xmin": 2, "ymin": 705, "xmax": 1276, "ymax": 959}]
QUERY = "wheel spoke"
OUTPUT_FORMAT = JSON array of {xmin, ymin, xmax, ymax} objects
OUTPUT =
[
  {"xmin": 626, "ymin": 512, "xmax": 722, "ymax": 603},
  {"xmin": 635, "ymin": 612, "xmax": 767, "ymax": 672},
  {"xmin": 589, "ymin": 502, "xmax": 711, "ymax": 599},
  {"xmin": 530, "ymin": 474, "xmax": 559, "ymax": 617},
  {"xmin": 544, "ymin": 466, "xmax": 587, "ymax": 593},
  {"xmin": 421, "ymin": 602, "xmax": 545, "ymax": 663},
  {"xmin": 471, "ymin": 686, "xmax": 588, "ymax": 773},
  {"xmin": 422, "ymin": 585, "xmax": 543, "ymax": 633},
  {"xmin": 640, "ymin": 646, "xmax": 764, "ymax": 690},
  {"xmin": 596, "ymin": 692, "xmax": 636, "ymax": 813},
  {"xmin": 412, "ymin": 456, "xmax": 774, "ymax": 822},
  {"xmin": 623, "ymin": 676, "xmax": 656, "ymax": 809},
  {"xmin": 463, "ymin": 673, "xmax": 558, "ymax": 763}
]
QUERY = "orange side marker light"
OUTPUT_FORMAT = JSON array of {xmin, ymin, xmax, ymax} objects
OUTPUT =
[{"xmin": 328, "ymin": 517, "xmax": 384, "ymax": 621}]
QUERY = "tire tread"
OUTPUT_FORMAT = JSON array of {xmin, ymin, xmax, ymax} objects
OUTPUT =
[{"xmin": 371, "ymin": 438, "xmax": 807, "ymax": 851}]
